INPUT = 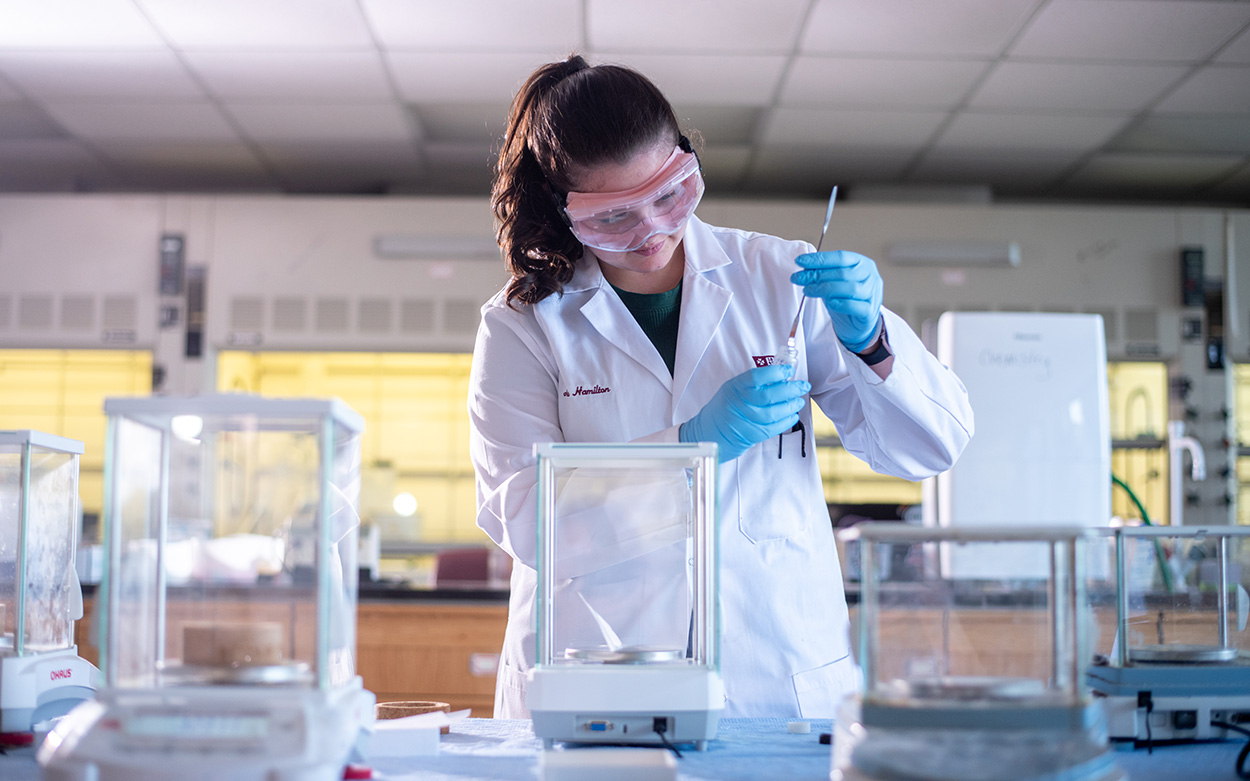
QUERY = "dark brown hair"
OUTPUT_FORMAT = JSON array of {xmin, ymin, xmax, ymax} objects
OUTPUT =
[{"xmin": 492, "ymin": 55, "xmax": 682, "ymax": 306}]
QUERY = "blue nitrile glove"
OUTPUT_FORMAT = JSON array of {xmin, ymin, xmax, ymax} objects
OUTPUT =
[
  {"xmin": 679, "ymin": 364, "xmax": 809, "ymax": 463},
  {"xmin": 791, "ymin": 250, "xmax": 884, "ymax": 353}
]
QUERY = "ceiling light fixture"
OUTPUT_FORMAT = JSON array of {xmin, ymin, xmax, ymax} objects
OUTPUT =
[{"xmin": 884, "ymin": 240, "xmax": 1021, "ymax": 268}]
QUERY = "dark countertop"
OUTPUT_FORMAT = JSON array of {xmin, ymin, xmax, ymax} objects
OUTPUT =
[
  {"xmin": 358, "ymin": 579, "xmax": 509, "ymax": 603},
  {"xmin": 80, "ymin": 579, "xmax": 509, "ymax": 604}
]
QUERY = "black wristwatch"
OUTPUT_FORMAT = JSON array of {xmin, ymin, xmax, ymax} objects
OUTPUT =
[{"xmin": 857, "ymin": 330, "xmax": 891, "ymax": 366}]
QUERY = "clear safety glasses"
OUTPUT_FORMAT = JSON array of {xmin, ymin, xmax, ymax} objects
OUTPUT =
[{"xmin": 563, "ymin": 146, "xmax": 704, "ymax": 253}]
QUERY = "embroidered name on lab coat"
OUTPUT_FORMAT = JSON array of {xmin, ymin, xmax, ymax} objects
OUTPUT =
[{"xmin": 564, "ymin": 385, "xmax": 611, "ymax": 397}]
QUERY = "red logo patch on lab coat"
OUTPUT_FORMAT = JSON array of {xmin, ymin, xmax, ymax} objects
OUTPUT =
[{"xmin": 752, "ymin": 355, "xmax": 777, "ymax": 367}]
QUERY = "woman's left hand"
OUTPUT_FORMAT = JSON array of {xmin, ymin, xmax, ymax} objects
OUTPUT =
[{"xmin": 791, "ymin": 250, "xmax": 883, "ymax": 353}]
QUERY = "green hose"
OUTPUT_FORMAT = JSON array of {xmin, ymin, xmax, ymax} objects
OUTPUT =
[
  {"xmin": 1112, "ymin": 474, "xmax": 1152, "ymax": 526},
  {"xmin": 1112, "ymin": 473, "xmax": 1174, "ymax": 593}
]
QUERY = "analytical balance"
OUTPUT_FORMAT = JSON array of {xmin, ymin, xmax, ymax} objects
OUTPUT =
[
  {"xmin": 526, "ymin": 443, "xmax": 723, "ymax": 751},
  {"xmin": 1087, "ymin": 526, "xmax": 1250, "ymax": 743},
  {"xmin": 0, "ymin": 430, "xmax": 98, "ymax": 735},
  {"xmin": 833, "ymin": 523, "xmax": 1123, "ymax": 781},
  {"xmin": 38, "ymin": 395, "xmax": 375, "ymax": 781}
]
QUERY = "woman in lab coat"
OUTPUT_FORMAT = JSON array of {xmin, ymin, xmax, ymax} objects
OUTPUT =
[{"xmin": 469, "ymin": 55, "xmax": 974, "ymax": 719}]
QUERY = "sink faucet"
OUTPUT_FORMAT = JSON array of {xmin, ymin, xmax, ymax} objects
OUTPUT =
[{"xmin": 1167, "ymin": 420, "xmax": 1206, "ymax": 526}]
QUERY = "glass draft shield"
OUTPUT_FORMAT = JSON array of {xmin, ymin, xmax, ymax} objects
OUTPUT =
[
  {"xmin": 99, "ymin": 395, "xmax": 363, "ymax": 692},
  {"xmin": 533, "ymin": 442, "xmax": 718, "ymax": 672},
  {"xmin": 1103, "ymin": 526, "xmax": 1250, "ymax": 667},
  {"xmin": 842, "ymin": 524, "xmax": 1109, "ymax": 711},
  {"xmin": 833, "ymin": 523, "xmax": 1123, "ymax": 781},
  {"xmin": 0, "ymin": 430, "xmax": 83, "ymax": 657},
  {"xmin": 563, "ymin": 147, "xmax": 704, "ymax": 253}
]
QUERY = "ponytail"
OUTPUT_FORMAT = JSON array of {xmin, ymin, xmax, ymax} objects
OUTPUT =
[
  {"xmin": 491, "ymin": 55, "xmax": 682, "ymax": 307},
  {"xmin": 492, "ymin": 57, "xmax": 589, "ymax": 307}
]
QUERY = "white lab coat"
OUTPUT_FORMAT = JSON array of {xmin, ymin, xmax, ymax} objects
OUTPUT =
[{"xmin": 468, "ymin": 216, "xmax": 973, "ymax": 719}]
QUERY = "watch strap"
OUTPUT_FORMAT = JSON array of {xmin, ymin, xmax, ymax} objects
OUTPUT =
[{"xmin": 857, "ymin": 330, "xmax": 891, "ymax": 366}]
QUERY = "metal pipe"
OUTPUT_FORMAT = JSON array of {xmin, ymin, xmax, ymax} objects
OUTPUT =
[{"xmin": 1168, "ymin": 420, "xmax": 1207, "ymax": 526}]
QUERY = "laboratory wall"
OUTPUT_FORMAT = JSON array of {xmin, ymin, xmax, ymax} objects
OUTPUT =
[
  {"xmin": 1, "ymin": 193, "xmax": 1246, "ymax": 531},
  {"xmin": 2, "ymin": 193, "xmax": 1243, "ymax": 360}
]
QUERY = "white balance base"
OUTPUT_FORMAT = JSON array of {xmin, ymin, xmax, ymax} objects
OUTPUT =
[
  {"xmin": 0, "ymin": 646, "xmax": 99, "ymax": 733},
  {"xmin": 528, "ymin": 665, "xmax": 723, "ymax": 751},
  {"xmin": 37, "ymin": 677, "xmax": 375, "ymax": 781}
]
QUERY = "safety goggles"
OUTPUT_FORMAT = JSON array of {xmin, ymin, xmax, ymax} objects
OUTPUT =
[{"xmin": 563, "ymin": 146, "xmax": 704, "ymax": 253}]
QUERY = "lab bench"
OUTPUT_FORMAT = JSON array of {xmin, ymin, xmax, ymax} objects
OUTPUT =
[
  {"xmin": 1, "ymin": 717, "xmax": 1243, "ymax": 780},
  {"xmin": 77, "ymin": 582, "xmax": 509, "ymax": 718}
]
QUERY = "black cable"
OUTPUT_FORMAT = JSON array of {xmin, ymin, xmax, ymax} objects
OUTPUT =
[
  {"xmin": 1138, "ymin": 691, "xmax": 1153, "ymax": 754},
  {"xmin": 1210, "ymin": 721, "xmax": 1250, "ymax": 779},
  {"xmin": 653, "ymin": 719, "xmax": 683, "ymax": 759}
]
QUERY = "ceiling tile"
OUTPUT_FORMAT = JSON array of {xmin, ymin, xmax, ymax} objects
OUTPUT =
[
  {"xmin": 0, "ymin": 76, "xmax": 22, "ymax": 102},
  {"xmin": 362, "ymin": 0, "xmax": 581, "ymax": 51},
  {"xmin": 260, "ymin": 140, "xmax": 422, "ymax": 168},
  {"xmin": 602, "ymin": 55, "xmax": 787, "ymax": 106},
  {"xmin": 935, "ymin": 112, "xmax": 1129, "ymax": 152},
  {"xmin": 0, "ymin": 139, "xmax": 119, "ymax": 191},
  {"xmin": 1203, "ymin": 161, "xmax": 1250, "ymax": 200},
  {"xmin": 388, "ymin": 53, "xmax": 561, "ymax": 103},
  {"xmin": 262, "ymin": 140, "xmax": 424, "ymax": 193},
  {"xmin": 782, "ymin": 57, "xmax": 989, "ymax": 108},
  {"xmin": 970, "ymin": 61, "xmax": 1187, "ymax": 112},
  {"xmin": 423, "ymin": 141, "xmax": 494, "ymax": 172},
  {"xmin": 1154, "ymin": 65, "xmax": 1250, "ymax": 114},
  {"xmin": 802, "ymin": 0, "xmax": 1040, "ymax": 57},
  {"xmin": 746, "ymin": 146, "xmax": 915, "ymax": 194},
  {"xmin": 696, "ymin": 145, "xmax": 752, "ymax": 189},
  {"xmin": 910, "ymin": 149, "xmax": 1081, "ymax": 188},
  {"xmin": 184, "ymin": 52, "xmax": 392, "ymax": 101},
  {"xmin": 0, "ymin": 52, "xmax": 203, "ymax": 100},
  {"xmin": 1061, "ymin": 152, "xmax": 1245, "ymax": 192},
  {"xmin": 1110, "ymin": 115, "xmax": 1250, "ymax": 155},
  {"xmin": 138, "ymin": 0, "xmax": 375, "ymax": 50},
  {"xmin": 41, "ymin": 101, "xmax": 241, "ymax": 142},
  {"xmin": 0, "ymin": 0, "xmax": 167, "ymax": 50},
  {"xmin": 1010, "ymin": 0, "xmax": 1250, "ymax": 62},
  {"xmin": 91, "ymin": 141, "xmax": 277, "ymax": 189},
  {"xmin": 226, "ymin": 103, "xmax": 414, "ymax": 144},
  {"xmin": 763, "ymin": 107, "xmax": 948, "ymax": 147},
  {"xmin": 1216, "ymin": 27, "xmax": 1250, "ymax": 64},
  {"xmin": 420, "ymin": 140, "xmax": 495, "ymax": 193},
  {"xmin": 589, "ymin": 0, "xmax": 807, "ymax": 53},
  {"xmin": 0, "ymin": 102, "xmax": 67, "ymax": 140},
  {"xmin": 411, "ymin": 103, "xmax": 506, "ymax": 145},
  {"xmin": 672, "ymin": 105, "xmax": 761, "ymax": 145}
]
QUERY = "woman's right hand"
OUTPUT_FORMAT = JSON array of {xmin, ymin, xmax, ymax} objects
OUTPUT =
[{"xmin": 679, "ymin": 364, "xmax": 809, "ymax": 462}]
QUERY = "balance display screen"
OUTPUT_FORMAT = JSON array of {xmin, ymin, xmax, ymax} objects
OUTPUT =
[{"xmin": 125, "ymin": 714, "xmax": 269, "ymax": 740}]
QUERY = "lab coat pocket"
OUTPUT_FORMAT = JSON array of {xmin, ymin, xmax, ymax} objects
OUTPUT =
[
  {"xmin": 735, "ymin": 450, "xmax": 807, "ymax": 543},
  {"xmin": 495, "ymin": 661, "xmax": 530, "ymax": 719},
  {"xmin": 791, "ymin": 655, "xmax": 859, "ymax": 720}
]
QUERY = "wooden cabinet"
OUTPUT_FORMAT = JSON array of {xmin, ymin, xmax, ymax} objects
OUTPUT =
[
  {"xmin": 356, "ymin": 602, "xmax": 507, "ymax": 718},
  {"xmin": 78, "ymin": 596, "xmax": 508, "ymax": 718}
]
